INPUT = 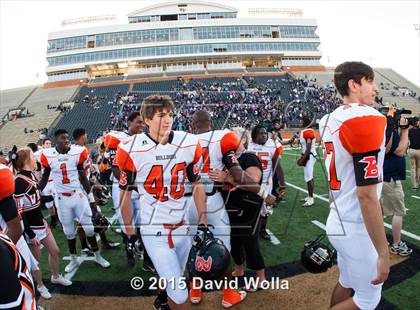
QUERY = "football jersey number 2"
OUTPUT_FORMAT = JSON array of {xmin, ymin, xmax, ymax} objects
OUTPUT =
[{"xmin": 144, "ymin": 163, "xmax": 186, "ymax": 202}]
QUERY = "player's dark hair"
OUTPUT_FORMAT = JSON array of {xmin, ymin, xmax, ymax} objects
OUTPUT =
[
  {"xmin": 27, "ymin": 143, "xmax": 38, "ymax": 153},
  {"xmin": 334, "ymin": 61, "xmax": 374, "ymax": 97},
  {"xmin": 140, "ymin": 95, "xmax": 175, "ymax": 120},
  {"xmin": 54, "ymin": 129, "xmax": 68, "ymax": 138},
  {"xmin": 72, "ymin": 128, "xmax": 86, "ymax": 140},
  {"xmin": 251, "ymin": 124, "xmax": 265, "ymax": 142},
  {"xmin": 127, "ymin": 111, "xmax": 141, "ymax": 123},
  {"xmin": 42, "ymin": 138, "xmax": 51, "ymax": 145}
]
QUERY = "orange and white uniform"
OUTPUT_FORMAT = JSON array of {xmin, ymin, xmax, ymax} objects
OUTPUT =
[
  {"xmin": 40, "ymin": 146, "xmax": 95, "ymax": 239},
  {"xmin": 104, "ymin": 130, "xmax": 140, "ymax": 230},
  {"xmin": 188, "ymin": 129, "xmax": 240, "ymax": 251},
  {"xmin": 248, "ymin": 138, "xmax": 283, "ymax": 216},
  {"xmin": 116, "ymin": 130, "xmax": 201, "ymax": 305},
  {"xmin": 300, "ymin": 128, "xmax": 317, "ymax": 182},
  {"xmin": 319, "ymin": 103, "xmax": 386, "ymax": 310},
  {"xmin": 248, "ymin": 138, "xmax": 283, "ymax": 192},
  {"xmin": 0, "ymin": 233, "xmax": 37, "ymax": 310}
]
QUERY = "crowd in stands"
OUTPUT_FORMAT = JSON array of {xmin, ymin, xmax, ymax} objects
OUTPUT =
[{"xmin": 96, "ymin": 75, "xmax": 343, "ymax": 134}]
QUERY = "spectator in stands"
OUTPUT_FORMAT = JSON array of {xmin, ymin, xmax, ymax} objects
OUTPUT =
[{"xmin": 381, "ymin": 107, "xmax": 412, "ymax": 256}]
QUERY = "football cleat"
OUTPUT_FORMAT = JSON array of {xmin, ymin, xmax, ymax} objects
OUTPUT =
[
  {"xmin": 94, "ymin": 253, "xmax": 111, "ymax": 268},
  {"xmin": 65, "ymin": 256, "xmax": 80, "ymax": 273},
  {"xmin": 302, "ymin": 197, "xmax": 314, "ymax": 207}
]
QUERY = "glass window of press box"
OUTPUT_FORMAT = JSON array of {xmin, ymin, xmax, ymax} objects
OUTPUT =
[{"xmin": 47, "ymin": 42, "xmax": 320, "ymax": 66}]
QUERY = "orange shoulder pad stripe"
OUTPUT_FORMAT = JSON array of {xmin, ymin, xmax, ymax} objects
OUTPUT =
[{"xmin": 339, "ymin": 115, "xmax": 386, "ymax": 154}]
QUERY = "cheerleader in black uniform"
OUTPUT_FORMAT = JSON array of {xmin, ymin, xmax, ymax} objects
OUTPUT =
[{"xmin": 12, "ymin": 147, "xmax": 72, "ymax": 299}]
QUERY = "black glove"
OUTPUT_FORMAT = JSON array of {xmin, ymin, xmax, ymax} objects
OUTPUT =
[
  {"xmin": 90, "ymin": 202, "xmax": 98, "ymax": 216},
  {"xmin": 126, "ymin": 235, "xmax": 138, "ymax": 254}
]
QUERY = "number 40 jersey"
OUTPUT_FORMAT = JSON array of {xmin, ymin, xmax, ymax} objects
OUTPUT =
[{"xmin": 116, "ymin": 131, "xmax": 202, "ymax": 225}]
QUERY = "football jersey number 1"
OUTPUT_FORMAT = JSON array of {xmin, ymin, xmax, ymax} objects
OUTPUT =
[{"xmin": 60, "ymin": 163, "xmax": 70, "ymax": 184}]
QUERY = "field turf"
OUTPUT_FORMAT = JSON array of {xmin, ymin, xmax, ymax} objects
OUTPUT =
[{"xmin": 39, "ymin": 146, "xmax": 420, "ymax": 309}]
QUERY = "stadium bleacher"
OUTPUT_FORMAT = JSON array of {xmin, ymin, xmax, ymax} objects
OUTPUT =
[
  {"xmin": 0, "ymin": 85, "xmax": 78, "ymax": 149},
  {"xmin": 50, "ymin": 84, "xmax": 129, "ymax": 141},
  {"xmin": 0, "ymin": 86, "xmax": 38, "ymax": 121}
]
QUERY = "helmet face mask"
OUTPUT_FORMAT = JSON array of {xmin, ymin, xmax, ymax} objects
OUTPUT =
[{"xmin": 301, "ymin": 235, "xmax": 336, "ymax": 273}]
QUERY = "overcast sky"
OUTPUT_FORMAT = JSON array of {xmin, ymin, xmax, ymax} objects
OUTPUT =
[{"xmin": 0, "ymin": 0, "xmax": 419, "ymax": 90}]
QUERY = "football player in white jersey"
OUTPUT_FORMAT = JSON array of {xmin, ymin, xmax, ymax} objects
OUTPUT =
[
  {"xmin": 297, "ymin": 116, "xmax": 317, "ymax": 207},
  {"xmin": 104, "ymin": 112, "xmax": 150, "ymax": 268},
  {"xmin": 189, "ymin": 111, "xmax": 276, "ymax": 307},
  {"xmin": 248, "ymin": 124, "xmax": 285, "ymax": 240},
  {"xmin": 117, "ymin": 95, "xmax": 207, "ymax": 310},
  {"xmin": 34, "ymin": 138, "xmax": 59, "ymax": 228},
  {"xmin": 39, "ymin": 129, "xmax": 110, "ymax": 273},
  {"xmin": 73, "ymin": 128, "xmax": 119, "ymax": 252},
  {"xmin": 319, "ymin": 61, "xmax": 389, "ymax": 310}
]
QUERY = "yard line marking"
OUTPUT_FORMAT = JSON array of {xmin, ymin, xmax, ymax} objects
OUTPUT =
[
  {"xmin": 383, "ymin": 223, "xmax": 420, "ymax": 241},
  {"xmin": 287, "ymin": 181, "xmax": 420, "ymax": 242},
  {"xmin": 311, "ymin": 220, "xmax": 326, "ymax": 230},
  {"xmin": 266, "ymin": 229, "xmax": 281, "ymax": 245},
  {"xmin": 285, "ymin": 182, "xmax": 329, "ymax": 202},
  {"xmin": 411, "ymin": 195, "xmax": 420, "ymax": 200}
]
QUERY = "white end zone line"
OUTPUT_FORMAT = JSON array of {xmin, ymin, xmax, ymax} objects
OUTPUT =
[
  {"xmin": 383, "ymin": 223, "xmax": 420, "ymax": 241},
  {"xmin": 412, "ymin": 195, "xmax": 420, "ymax": 200},
  {"xmin": 286, "ymin": 181, "xmax": 420, "ymax": 242},
  {"xmin": 266, "ymin": 229, "xmax": 281, "ymax": 245}
]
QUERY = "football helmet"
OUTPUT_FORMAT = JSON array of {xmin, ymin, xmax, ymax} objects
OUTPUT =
[
  {"xmin": 187, "ymin": 225, "xmax": 230, "ymax": 280},
  {"xmin": 301, "ymin": 235, "xmax": 336, "ymax": 273},
  {"xmin": 92, "ymin": 212, "xmax": 110, "ymax": 234},
  {"xmin": 93, "ymin": 185, "xmax": 111, "ymax": 206}
]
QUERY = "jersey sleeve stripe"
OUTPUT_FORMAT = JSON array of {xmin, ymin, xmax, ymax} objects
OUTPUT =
[
  {"xmin": 39, "ymin": 153, "xmax": 50, "ymax": 170},
  {"xmin": 104, "ymin": 134, "xmax": 121, "ymax": 149},
  {"xmin": 116, "ymin": 146, "xmax": 136, "ymax": 172},
  {"xmin": 220, "ymin": 131, "xmax": 240, "ymax": 154},
  {"xmin": 0, "ymin": 168, "xmax": 15, "ymax": 200},
  {"xmin": 339, "ymin": 115, "xmax": 386, "ymax": 154},
  {"xmin": 192, "ymin": 143, "xmax": 203, "ymax": 164}
]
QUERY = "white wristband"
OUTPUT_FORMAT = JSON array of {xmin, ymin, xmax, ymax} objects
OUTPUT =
[
  {"xmin": 88, "ymin": 192, "xmax": 95, "ymax": 203},
  {"xmin": 257, "ymin": 187, "xmax": 269, "ymax": 199}
]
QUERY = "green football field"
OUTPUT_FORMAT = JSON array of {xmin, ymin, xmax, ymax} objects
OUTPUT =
[{"xmin": 39, "ymin": 146, "xmax": 420, "ymax": 309}]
